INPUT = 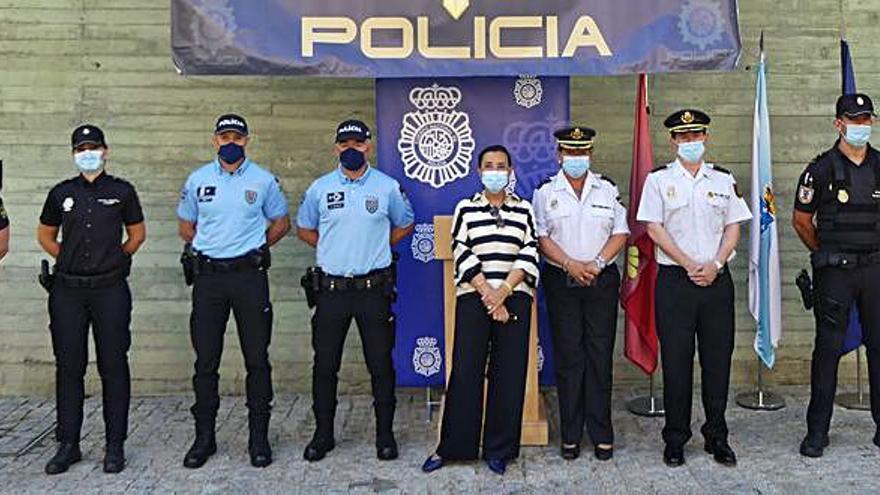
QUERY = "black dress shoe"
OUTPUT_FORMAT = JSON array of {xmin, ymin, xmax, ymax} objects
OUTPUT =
[
  {"xmin": 377, "ymin": 440, "xmax": 398, "ymax": 461},
  {"xmin": 663, "ymin": 445, "xmax": 685, "ymax": 467},
  {"xmin": 594, "ymin": 446, "xmax": 613, "ymax": 461},
  {"xmin": 486, "ymin": 458, "xmax": 506, "ymax": 475},
  {"xmin": 45, "ymin": 442, "xmax": 82, "ymax": 475},
  {"xmin": 561, "ymin": 444, "xmax": 580, "ymax": 460},
  {"xmin": 799, "ymin": 436, "xmax": 827, "ymax": 458},
  {"xmin": 704, "ymin": 440, "xmax": 736, "ymax": 466},
  {"xmin": 183, "ymin": 435, "xmax": 217, "ymax": 469},
  {"xmin": 421, "ymin": 454, "xmax": 444, "ymax": 473},
  {"xmin": 303, "ymin": 436, "xmax": 335, "ymax": 462},
  {"xmin": 103, "ymin": 443, "xmax": 126, "ymax": 474},
  {"xmin": 249, "ymin": 442, "xmax": 272, "ymax": 468}
]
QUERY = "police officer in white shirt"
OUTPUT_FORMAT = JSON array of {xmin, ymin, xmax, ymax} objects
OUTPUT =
[
  {"xmin": 636, "ymin": 109, "xmax": 751, "ymax": 468},
  {"xmin": 533, "ymin": 127, "xmax": 629, "ymax": 461}
]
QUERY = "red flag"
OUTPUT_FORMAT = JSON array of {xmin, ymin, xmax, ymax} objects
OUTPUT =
[{"xmin": 621, "ymin": 74, "xmax": 659, "ymax": 375}]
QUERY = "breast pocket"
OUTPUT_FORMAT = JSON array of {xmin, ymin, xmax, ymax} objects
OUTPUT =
[
  {"xmin": 544, "ymin": 203, "xmax": 572, "ymax": 234},
  {"xmin": 589, "ymin": 203, "xmax": 615, "ymax": 233},
  {"xmin": 705, "ymin": 193, "xmax": 730, "ymax": 233}
]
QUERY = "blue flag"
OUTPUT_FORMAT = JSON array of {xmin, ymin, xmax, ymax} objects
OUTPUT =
[
  {"xmin": 748, "ymin": 52, "xmax": 782, "ymax": 368},
  {"xmin": 840, "ymin": 38, "xmax": 863, "ymax": 354}
]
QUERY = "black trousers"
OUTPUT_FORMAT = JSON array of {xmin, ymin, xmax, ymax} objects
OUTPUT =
[
  {"xmin": 437, "ymin": 292, "xmax": 532, "ymax": 461},
  {"xmin": 655, "ymin": 265, "xmax": 734, "ymax": 447},
  {"xmin": 311, "ymin": 288, "xmax": 396, "ymax": 444},
  {"xmin": 49, "ymin": 280, "xmax": 132, "ymax": 444},
  {"xmin": 807, "ymin": 262, "xmax": 880, "ymax": 439},
  {"xmin": 190, "ymin": 268, "xmax": 273, "ymax": 423},
  {"xmin": 543, "ymin": 264, "xmax": 619, "ymax": 446}
]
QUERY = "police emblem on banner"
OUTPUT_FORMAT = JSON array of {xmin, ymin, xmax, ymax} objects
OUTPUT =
[
  {"xmin": 514, "ymin": 75, "xmax": 543, "ymax": 109},
  {"xmin": 678, "ymin": 0, "xmax": 726, "ymax": 50},
  {"xmin": 398, "ymin": 84, "xmax": 476, "ymax": 189},
  {"xmin": 188, "ymin": 0, "xmax": 246, "ymax": 66},
  {"xmin": 536, "ymin": 341, "xmax": 545, "ymax": 372},
  {"xmin": 245, "ymin": 189, "xmax": 258, "ymax": 204},
  {"xmin": 365, "ymin": 195, "xmax": 379, "ymax": 214},
  {"xmin": 412, "ymin": 336, "xmax": 442, "ymax": 377},
  {"xmin": 410, "ymin": 223, "xmax": 435, "ymax": 263},
  {"xmin": 502, "ymin": 118, "xmax": 561, "ymax": 190}
]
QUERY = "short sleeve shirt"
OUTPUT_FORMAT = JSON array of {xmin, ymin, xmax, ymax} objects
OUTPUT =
[
  {"xmin": 39, "ymin": 173, "xmax": 144, "ymax": 275},
  {"xmin": 794, "ymin": 144, "xmax": 880, "ymax": 215}
]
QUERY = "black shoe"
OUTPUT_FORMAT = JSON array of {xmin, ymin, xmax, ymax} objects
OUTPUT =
[
  {"xmin": 183, "ymin": 433, "xmax": 217, "ymax": 469},
  {"xmin": 45, "ymin": 442, "xmax": 82, "ymax": 475},
  {"xmin": 486, "ymin": 458, "xmax": 506, "ymax": 475},
  {"xmin": 799, "ymin": 436, "xmax": 827, "ymax": 458},
  {"xmin": 561, "ymin": 443, "xmax": 580, "ymax": 460},
  {"xmin": 303, "ymin": 435, "xmax": 335, "ymax": 462},
  {"xmin": 594, "ymin": 445, "xmax": 613, "ymax": 461},
  {"xmin": 377, "ymin": 439, "xmax": 398, "ymax": 461},
  {"xmin": 704, "ymin": 440, "xmax": 736, "ymax": 466},
  {"xmin": 663, "ymin": 445, "xmax": 685, "ymax": 467},
  {"xmin": 103, "ymin": 443, "xmax": 126, "ymax": 474},
  {"xmin": 421, "ymin": 454, "xmax": 444, "ymax": 473},
  {"xmin": 248, "ymin": 416, "xmax": 272, "ymax": 468}
]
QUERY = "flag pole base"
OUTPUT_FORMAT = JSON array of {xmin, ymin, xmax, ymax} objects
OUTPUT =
[
  {"xmin": 626, "ymin": 396, "xmax": 665, "ymax": 417},
  {"xmin": 835, "ymin": 392, "xmax": 871, "ymax": 411},
  {"xmin": 735, "ymin": 390, "xmax": 786, "ymax": 411}
]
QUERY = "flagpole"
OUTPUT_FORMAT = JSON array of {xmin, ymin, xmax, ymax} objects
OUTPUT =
[
  {"xmin": 836, "ymin": 347, "xmax": 870, "ymax": 410},
  {"xmin": 736, "ymin": 356, "xmax": 785, "ymax": 410}
]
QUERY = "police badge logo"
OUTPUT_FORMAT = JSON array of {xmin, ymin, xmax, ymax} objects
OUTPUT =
[
  {"xmin": 398, "ymin": 84, "xmax": 476, "ymax": 189},
  {"xmin": 797, "ymin": 185, "xmax": 814, "ymax": 204},
  {"xmin": 678, "ymin": 0, "xmax": 726, "ymax": 50},
  {"xmin": 514, "ymin": 75, "xmax": 543, "ymax": 109},
  {"xmin": 245, "ymin": 190, "xmax": 258, "ymax": 204},
  {"xmin": 189, "ymin": 0, "xmax": 245, "ymax": 66},
  {"xmin": 62, "ymin": 197, "xmax": 75, "ymax": 212},
  {"xmin": 410, "ymin": 223, "xmax": 435, "ymax": 263},
  {"xmin": 365, "ymin": 195, "xmax": 379, "ymax": 214},
  {"xmin": 412, "ymin": 336, "xmax": 442, "ymax": 378}
]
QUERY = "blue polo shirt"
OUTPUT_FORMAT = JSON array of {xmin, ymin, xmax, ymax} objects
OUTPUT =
[
  {"xmin": 178, "ymin": 158, "xmax": 289, "ymax": 259},
  {"xmin": 296, "ymin": 166, "xmax": 414, "ymax": 276}
]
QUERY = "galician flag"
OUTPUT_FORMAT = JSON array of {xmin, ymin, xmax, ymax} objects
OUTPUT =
[{"xmin": 748, "ymin": 47, "xmax": 782, "ymax": 368}]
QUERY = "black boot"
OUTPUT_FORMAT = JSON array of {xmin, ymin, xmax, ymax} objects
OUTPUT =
[
  {"xmin": 375, "ymin": 406, "xmax": 397, "ymax": 461},
  {"xmin": 248, "ymin": 415, "xmax": 272, "ymax": 468},
  {"xmin": 45, "ymin": 442, "xmax": 82, "ymax": 475},
  {"xmin": 183, "ymin": 418, "xmax": 217, "ymax": 469},
  {"xmin": 103, "ymin": 442, "xmax": 126, "ymax": 474}
]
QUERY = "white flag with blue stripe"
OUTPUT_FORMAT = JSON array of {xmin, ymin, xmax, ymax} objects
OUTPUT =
[{"xmin": 748, "ymin": 52, "xmax": 782, "ymax": 368}]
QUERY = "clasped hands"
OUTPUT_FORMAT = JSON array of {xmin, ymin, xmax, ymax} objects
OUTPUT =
[
  {"xmin": 563, "ymin": 258, "xmax": 601, "ymax": 287},
  {"xmin": 476, "ymin": 282, "xmax": 513, "ymax": 323},
  {"xmin": 685, "ymin": 260, "xmax": 720, "ymax": 287}
]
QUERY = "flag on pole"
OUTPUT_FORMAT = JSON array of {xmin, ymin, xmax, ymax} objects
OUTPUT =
[
  {"xmin": 622, "ymin": 73, "xmax": 659, "ymax": 375},
  {"xmin": 839, "ymin": 37, "xmax": 864, "ymax": 354},
  {"xmin": 748, "ymin": 43, "xmax": 782, "ymax": 368}
]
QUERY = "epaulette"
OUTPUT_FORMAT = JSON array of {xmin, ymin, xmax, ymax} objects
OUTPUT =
[
  {"xmin": 649, "ymin": 165, "xmax": 667, "ymax": 174},
  {"xmin": 599, "ymin": 175, "xmax": 616, "ymax": 187},
  {"xmin": 711, "ymin": 165, "xmax": 732, "ymax": 175}
]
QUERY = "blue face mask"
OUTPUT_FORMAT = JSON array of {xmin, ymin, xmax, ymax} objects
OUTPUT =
[
  {"xmin": 481, "ymin": 170, "xmax": 509, "ymax": 194},
  {"xmin": 844, "ymin": 124, "xmax": 872, "ymax": 148},
  {"xmin": 340, "ymin": 148, "xmax": 366, "ymax": 171},
  {"xmin": 677, "ymin": 140, "xmax": 705, "ymax": 163},
  {"xmin": 74, "ymin": 149, "xmax": 104, "ymax": 173},
  {"xmin": 561, "ymin": 156, "xmax": 590, "ymax": 178},
  {"xmin": 218, "ymin": 142, "xmax": 246, "ymax": 164}
]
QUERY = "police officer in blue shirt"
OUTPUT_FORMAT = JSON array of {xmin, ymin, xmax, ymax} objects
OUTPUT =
[
  {"xmin": 296, "ymin": 120, "xmax": 414, "ymax": 462},
  {"xmin": 177, "ymin": 114, "xmax": 290, "ymax": 469}
]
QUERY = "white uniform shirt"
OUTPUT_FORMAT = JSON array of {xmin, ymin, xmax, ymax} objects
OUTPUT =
[
  {"xmin": 636, "ymin": 160, "xmax": 752, "ymax": 266},
  {"xmin": 533, "ymin": 170, "xmax": 630, "ymax": 266}
]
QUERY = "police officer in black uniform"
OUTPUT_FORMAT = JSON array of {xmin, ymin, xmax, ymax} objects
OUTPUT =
[
  {"xmin": 793, "ymin": 93, "xmax": 880, "ymax": 458},
  {"xmin": 37, "ymin": 125, "xmax": 146, "ymax": 475}
]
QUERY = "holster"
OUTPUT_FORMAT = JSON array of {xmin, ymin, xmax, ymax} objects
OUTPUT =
[
  {"xmin": 180, "ymin": 243, "xmax": 197, "ymax": 286},
  {"xmin": 301, "ymin": 266, "xmax": 323, "ymax": 309},
  {"xmin": 38, "ymin": 259, "xmax": 55, "ymax": 293},
  {"xmin": 795, "ymin": 269, "xmax": 815, "ymax": 310}
]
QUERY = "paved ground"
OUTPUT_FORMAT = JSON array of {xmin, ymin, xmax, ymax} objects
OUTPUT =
[{"xmin": 0, "ymin": 387, "xmax": 878, "ymax": 494}]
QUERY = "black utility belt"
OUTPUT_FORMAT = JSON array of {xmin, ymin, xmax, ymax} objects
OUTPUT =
[
  {"xmin": 320, "ymin": 268, "xmax": 393, "ymax": 292},
  {"xmin": 811, "ymin": 250, "xmax": 880, "ymax": 269},
  {"xmin": 56, "ymin": 265, "xmax": 129, "ymax": 289},
  {"xmin": 196, "ymin": 248, "xmax": 270, "ymax": 274}
]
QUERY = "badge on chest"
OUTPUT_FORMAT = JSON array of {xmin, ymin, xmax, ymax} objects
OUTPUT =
[{"xmin": 327, "ymin": 191, "xmax": 345, "ymax": 210}]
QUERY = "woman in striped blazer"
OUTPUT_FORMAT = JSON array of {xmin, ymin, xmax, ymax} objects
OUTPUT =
[{"xmin": 422, "ymin": 145, "xmax": 540, "ymax": 476}]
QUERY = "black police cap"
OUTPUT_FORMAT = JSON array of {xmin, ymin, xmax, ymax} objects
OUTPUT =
[
  {"xmin": 664, "ymin": 109, "xmax": 711, "ymax": 134},
  {"xmin": 71, "ymin": 124, "xmax": 107, "ymax": 149},
  {"xmin": 836, "ymin": 93, "xmax": 876, "ymax": 118},
  {"xmin": 336, "ymin": 119, "xmax": 371, "ymax": 142},
  {"xmin": 215, "ymin": 114, "xmax": 249, "ymax": 136},
  {"xmin": 554, "ymin": 126, "xmax": 596, "ymax": 150}
]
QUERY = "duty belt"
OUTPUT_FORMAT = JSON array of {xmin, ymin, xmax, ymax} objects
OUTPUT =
[
  {"xmin": 811, "ymin": 250, "xmax": 880, "ymax": 269},
  {"xmin": 320, "ymin": 268, "xmax": 392, "ymax": 292},
  {"xmin": 55, "ymin": 265, "xmax": 130, "ymax": 289},
  {"xmin": 196, "ymin": 247, "xmax": 270, "ymax": 274}
]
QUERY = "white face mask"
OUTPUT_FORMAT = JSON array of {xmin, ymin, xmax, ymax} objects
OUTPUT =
[{"xmin": 74, "ymin": 149, "xmax": 104, "ymax": 173}]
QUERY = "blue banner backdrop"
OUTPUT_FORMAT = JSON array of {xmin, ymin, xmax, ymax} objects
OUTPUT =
[
  {"xmin": 376, "ymin": 76, "xmax": 567, "ymax": 386},
  {"xmin": 172, "ymin": 0, "xmax": 741, "ymax": 77}
]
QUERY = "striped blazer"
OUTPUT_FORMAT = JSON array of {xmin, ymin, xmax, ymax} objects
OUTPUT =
[{"xmin": 450, "ymin": 192, "xmax": 540, "ymax": 297}]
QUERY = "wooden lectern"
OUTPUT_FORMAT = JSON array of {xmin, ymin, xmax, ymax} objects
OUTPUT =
[{"xmin": 433, "ymin": 215, "xmax": 548, "ymax": 446}]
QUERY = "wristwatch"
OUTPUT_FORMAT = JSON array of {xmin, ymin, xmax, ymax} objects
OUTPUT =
[
  {"xmin": 714, "ymin": 259, "xmax": 725, "ymax": 272},
  {"xmin": 595, "ymin": 255, "xmax": 608, "ymax": 271}
]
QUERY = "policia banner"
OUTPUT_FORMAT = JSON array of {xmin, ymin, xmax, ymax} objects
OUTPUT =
[{"xmin": 171, "ymin": 0, "xmax": 742, "ymax": 77}]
